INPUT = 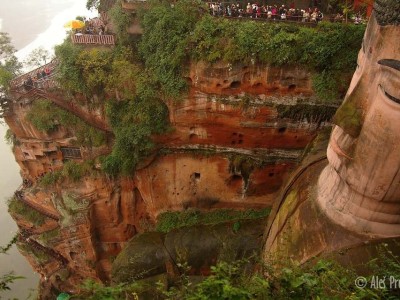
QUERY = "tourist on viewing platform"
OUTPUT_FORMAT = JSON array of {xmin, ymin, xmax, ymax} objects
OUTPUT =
[
  {"xmin": 26, "ymin": 76, "xmax": 33, "ymax": 88},
  {"xmin": 44, "ymin": 66, "xmax": 51, "ymax": 77},
  {"xmin": 271, "ymin": 5, "xmax": 277, "ymax": 19},
  {"xmin": 311, "ymin": 9, "xmax": 318, "ymax": 22},
  {"xmin": 246, "ymin": 3, "xmax": 252, "ymax": 16},
  {"xmin": 334, "ymin": 12, "xmax": 344, "ymax": 22},
  {"xmin": 317, "ymin": 9, "xmax": 323, "ymax": 22},
  {"xmin": 354, "ymin": 13, "xmax": 362, "ymax": 24}
]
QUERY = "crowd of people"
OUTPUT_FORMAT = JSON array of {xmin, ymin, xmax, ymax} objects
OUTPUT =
[
  {"xmin": 22, "ymin": 66, "xmax": 52, "ymax": 90},
  {"xmin": 208, "ymin": 2, "xmax": 365, "ymax": 24},
  {"xmin": 209, "ymin": 2, "xmax": 325, "ymax": 22},
  {"xmin": 75, "ymin": 16, "xmax": 107, "ymax": 36}
]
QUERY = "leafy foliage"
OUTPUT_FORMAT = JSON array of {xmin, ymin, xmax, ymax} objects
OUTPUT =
[
  {"xmin": 136, "ymin": 2, "xmax": 364, "ymax": 102},
  {"xmin": 102, "ymin": 96, "xmax": 169, "ymax": 176},
  {"xmin": 0, "ymin": 272, "xmax": 24, "ymax": 292},
  {"xmin": 38, "ymin": 171, "xmax": 63, "ymax": 187},
  {"xmin": 7, "ymin": 196, "xmax": 46, "ymax": 226},
  {"xmin": 0, "ymin": 234, "xmax": 17, "ymax": 254},
  {"xmin": 62, "ymin": 161, "xmax": 90, "ymax": 182},
  {"xmin": 26, "ymin": 99, "xmax": 106, "ymax": 147},
  {"xmin": 138, "ymin": 0, "xmax": 205, "ymax": 99},
  {"xmin": 70, "ymin": 279, "xmax": 143, "ymax": 300},
  {"xmin": 0, "ymin": 32, "xmax": 22, "ymax": 79},
  {"xmin": 38, "ymin": 228, "xmax": 60, "ymax": 245},
  {"xmin": 70, "ymin": 253, "xmax": 400, "ymax": 300},
  {"xmin": 4, "ymin": 128, "xmax": 16, "ymax": 145},
  {"xmin": 54, "ymin": 40, "xmax": 86, "ymax": 94},
  {"xmin": 105, "ymin": 46, "xmax": 140, "ymax": 99},
  {"xmin": 109, "ymin": 0, "xmax": 132, "ymax": 44},
  {"xmin": 38, "ymin": 160, "xmax": 96, "ymax": 186},
  {"xmin": 76, "ymin": 48, "xmax": 113, "ymax": 95},
  {"xmin": 55, "ymin": 41, "xmax": 114, "ymax": 96},
  {"xmin": 189, "ymin": 19, "xmax": 364, "ymax": 102},
  {"xmin": 24, "ymin": 47, "xmax": 52, "ymax": 69}
]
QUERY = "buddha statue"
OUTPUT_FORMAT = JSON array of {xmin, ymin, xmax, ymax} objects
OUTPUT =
[{"xmin": 264, "ymin": 0, "xmax": 400, "ymax": 263}]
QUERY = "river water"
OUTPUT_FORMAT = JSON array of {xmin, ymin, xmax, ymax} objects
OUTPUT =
[{"xmin": 0, "ymin": 1, "xmax": 96, "ymax": 298}]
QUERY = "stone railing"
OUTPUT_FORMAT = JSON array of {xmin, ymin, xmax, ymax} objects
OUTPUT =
[{"xmin": 71, "ymin": 34, "xmax": 115, "ymax": 45}]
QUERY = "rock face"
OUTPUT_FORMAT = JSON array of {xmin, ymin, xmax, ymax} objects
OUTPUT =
[
  {"xmin": 5, "ymin": 60, "xmax": 333, "ymax": 296},
  {"xmin": 264, "ymin": 11, "xmax": 400, "ymax": 264},
  {"xmin": 111, "ymin": 219, "xmax": 266, "ymax": 284}
]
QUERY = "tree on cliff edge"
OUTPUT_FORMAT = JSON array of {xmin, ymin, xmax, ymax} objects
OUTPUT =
[
  {"xmin": 0, "ymin": 32, "xmax": 21, "ymax": 86},
  {"xmin": 0, "ymin": 32, "xmax": 22, "ymax": 120}
]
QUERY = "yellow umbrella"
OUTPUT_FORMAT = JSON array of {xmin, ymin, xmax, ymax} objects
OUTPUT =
[{"xmin": 64, "ymin": 20, "xmax": 85, "ymax": 29}]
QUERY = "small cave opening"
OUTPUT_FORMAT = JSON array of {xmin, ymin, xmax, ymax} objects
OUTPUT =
[
  {"xmin": 70, "ymin": 251, "xmax": 78, "ymax": 260},
  {"xmin": 230, "ymin": 81, "xmax": 241, "ymax": 89},
  {"xmin": 189, "ymin": 133, "xmax": 198, "ymax": 141},
  {"xmin": 227, "ymin": 174, "xmax": 243, "ymax": 188},
  {"xmin": 269, "ymin": 172, "xmax": 275, "ymax": 177},
  {"xmin": 185, "ymin": 77, "xmax": 193, "ymax": 85},
  {"xmin": 278, "ymin": 127, "xmax": 287, "ymax": 133},
  {"xmin": 288, "ymin": 84, "xmax": 296, "ymax": 91},
  {"xmin": 190, "ymin": 172, "xmax": 201, "ymax": 182},
  {"xmin": 253, "ymin": 82, "xmax": 262, "ymax": 88}
]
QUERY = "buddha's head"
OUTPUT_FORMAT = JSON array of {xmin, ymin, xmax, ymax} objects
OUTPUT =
[{"xmin": 318, "ymin": 0, "xmax": 400, "ymax": 236}]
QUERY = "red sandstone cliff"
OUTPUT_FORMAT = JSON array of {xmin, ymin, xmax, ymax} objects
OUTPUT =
[{"xmin": 5, "ymin": 61, "xmax": 335, "ymax": 296}]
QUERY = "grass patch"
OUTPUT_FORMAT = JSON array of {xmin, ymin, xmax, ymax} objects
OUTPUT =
[
  {"xmin": 17, "ymin": 242, "xmax": 51, "ymax": 264},
  {"xmin": 156, "ymin": 208, "xmax": 270, "ymax": 233},
  {"xmin": 38, "ymin": 170, "xmax": 62, "ymax": 187},
  {"xmin": 7, "ymin": 197, "xmax": 46, "ymax": 226},
  {"xmin": 38, "ymin": 228, "xmax": 60, "ymax": 245},
  {"xmin": 38, "ymin": 160, "xmax": 96, "ymax": 187}
]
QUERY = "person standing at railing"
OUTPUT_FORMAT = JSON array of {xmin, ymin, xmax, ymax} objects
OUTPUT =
[
  {"xmin": 271, "ymin": 5, "xmax": 277, "ymax": 20},
  {"xmin": 44, "ymin": 66, "xmax": 51, "ymax": 77},
  {"xmin": 246, "ymin": 3, "xmax": 252, "ymax": 17}
]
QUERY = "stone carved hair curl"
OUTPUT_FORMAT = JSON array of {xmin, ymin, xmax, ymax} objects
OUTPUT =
[{"xmin": 374, "ymin": 0, "xmax": 400, "ymax": 26}]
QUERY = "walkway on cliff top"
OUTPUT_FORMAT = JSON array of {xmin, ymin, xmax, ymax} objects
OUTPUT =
[{"xmin": 9, "ymin": 61, "xmax": 112, "ymax": 133}]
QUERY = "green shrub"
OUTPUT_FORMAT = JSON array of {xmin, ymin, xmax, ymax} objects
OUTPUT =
[
  {"xmin": 102, "ymin": 97, "xmax": 169, "ymax": 176},
  {"xmin": 54, "ymin": 40, "xmax": 86, "ymax": 94},
  {"xmin": 39, "ymin": 171, "xmax": 62, "ymax": 187},
  {"xmin": 4, "ymin": 128, "xmax": 16, "ymax": 145},
  {"xmin": 62, "ymin": 161, "xmax": 92, "ymax": 182},
  {"xmin": 189, "ymin": 17, "xmax": 364, "ymax": 103},
  {"xmin": 7, "ymin": 197, "xmax": 46, "ymax": 226},
  {"xmin": 139, "ymin": 0, "xmax": 205, "ymax": 99},
  {"xmin": 109, "ymin": 0, "xmax": 133, "ymax": 44},
  {"xmin": 27, "ymin": 99, "xmax": 106, "ymax": 147},
  {"xmin": 38, "ymin": 228, "xmax": 60, "ymax": 245},
  {"xmin": 17, "ymin": 242, "xmax": 51, "ymax": 264}
]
